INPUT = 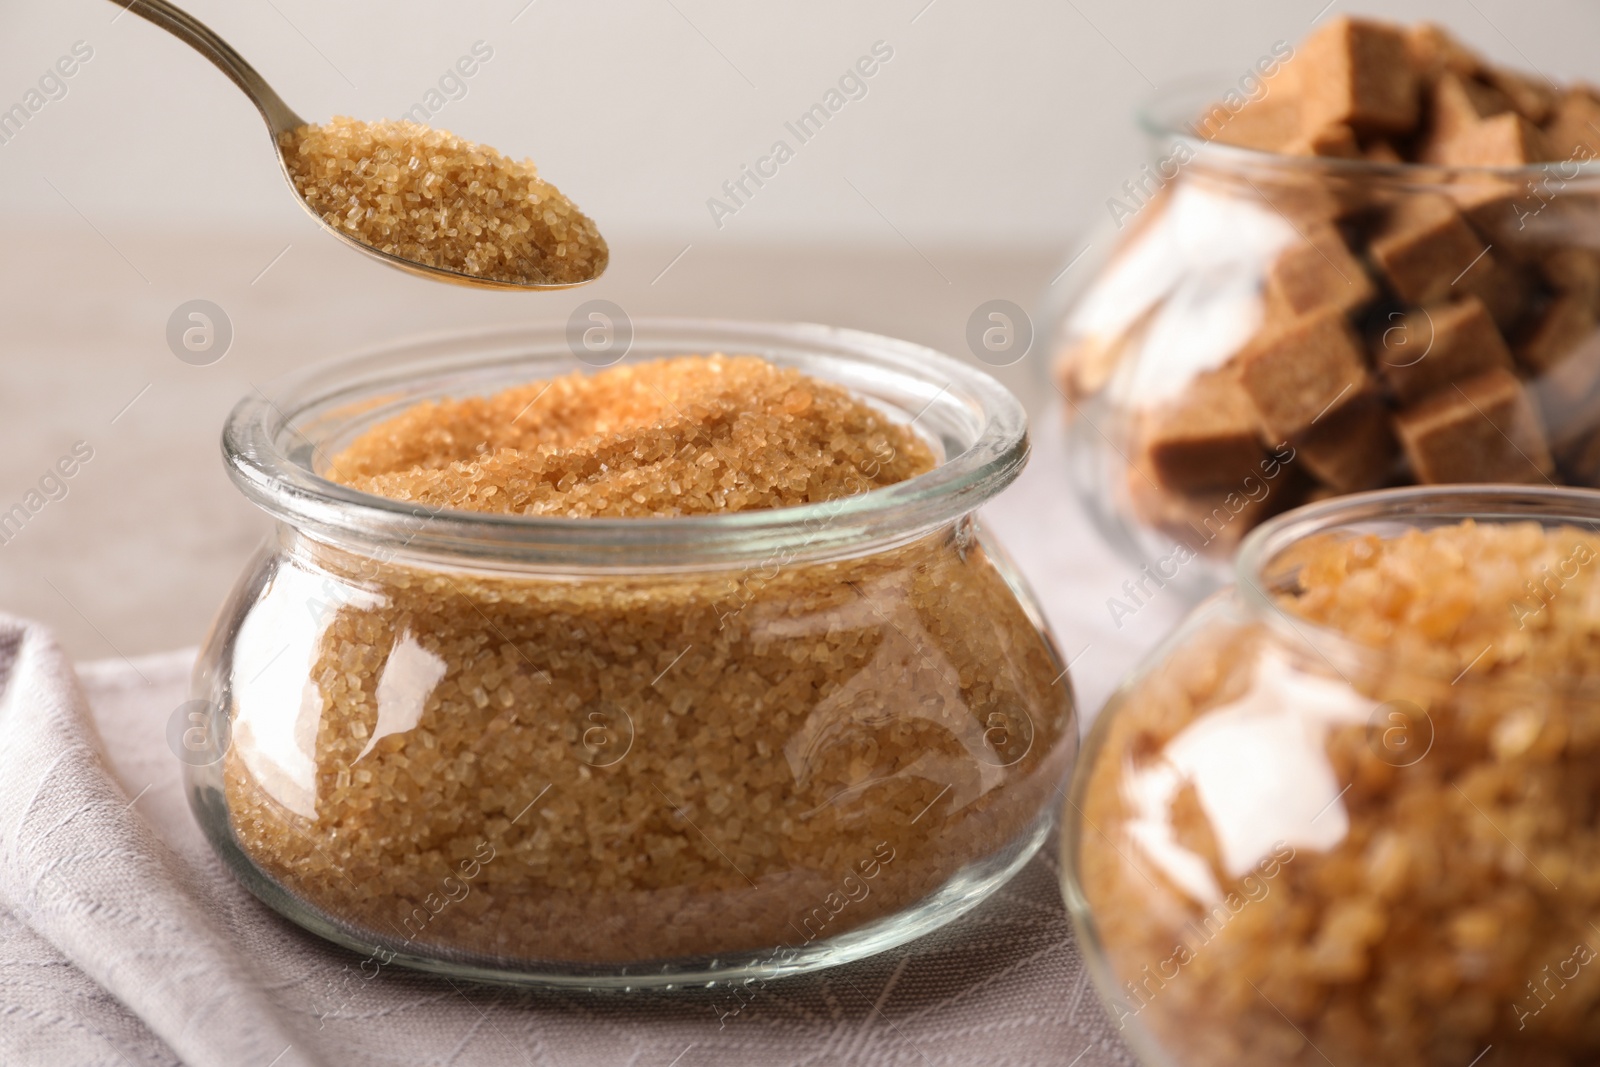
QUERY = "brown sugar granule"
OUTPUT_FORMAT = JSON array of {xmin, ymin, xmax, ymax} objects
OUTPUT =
[
  {"xmin": 328, "ymin": 355, "xmax": 936, "ymax": 517},
  {"xmin": 1281, "ymin": 521, "xmax": 1600, "ymax": 677},
  {"xmin": 281, "ymin": 117, "xmax": 607, "ymax": 286},
  {"xmin": 1077, "ymin": 521, "xmax": 1600, "ymax": 1066},
  {"xmin": 225, "ymin": 533, "xmax": 1073, "ymax": 963}
]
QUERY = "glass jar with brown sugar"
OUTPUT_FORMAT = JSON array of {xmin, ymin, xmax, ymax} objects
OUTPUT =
[
  {"xmin": 187, "ymin": 320, "xmax": 1077, "ymax": 987},
  {"xmin": 1063, "ymin": 484, "xmax": 1600, "ymax": 1066}
]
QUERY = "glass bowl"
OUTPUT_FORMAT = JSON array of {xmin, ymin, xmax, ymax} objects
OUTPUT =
[
  {"xmin": 1061, "ymin": 484, "xmax": 1600, "ymax": 1066},
  {"xmin": 185, "ymin": 319, "xmax": 1078, "ymax": 988},
  {"xmin": 1049, "ymin": 77, "xmax": 1600, "ymax": 593}
]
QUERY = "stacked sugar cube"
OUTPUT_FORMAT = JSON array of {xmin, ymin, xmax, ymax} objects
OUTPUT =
[{"xmin": 1085, "ymin": 18, "xmax": 1600, "ymax": 553}]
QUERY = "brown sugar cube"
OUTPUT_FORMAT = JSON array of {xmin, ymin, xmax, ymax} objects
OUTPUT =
[
  {"xmin": 1284, "ymin": 122, "xmax": 1361, "ymax": 158},
  {"xmin": 1555, "ymin": 421, "xmax": 1600, "ymax": 485},
  {"xmin": 1245, "ymin": 168, "xmax": 1349, "ymax": 226},
  {"xmin": 1516, "ymin": 293, "xmax": 1598, "ymax": 375},
  {"xmin": 1393, "ymin": 367, "xmax": 1553, "ymax": 483},
  {"xmin": 1056, "ymin": 312, "xmax": 1152, "ymax": 404},
  {"xmin": 1457, "ymin": 251, "xmax": 1533, "ymax": 333},
  {"xmin": 1535, "ymin": 198, "xmax": 1600, "ymax": 255},
  {"xmin": 1532, "ymin": 332, "xmax": 1600, "ymax": 440},
  {"xmin": 1055, "ymin": 336, "xmax": 1116, "ymax": 404},
  {"xmin": 1053, "ymin": 206, "xmax": 1169, "ymax": 403},
  {"xmin": 1442, "ymin": 182, "xmax": 1552, "ymax": 326},
  {"xmin": 1294, "ymin": 389, "xmax": 1398, "ymax": 490},
  {"xmin": 1373, "ymin": 297, "xmax": 1514, "ymax": 403},
  {"xmin": 1484, "ymin": 67, "xmax": 1557, "ymax": 125},
  {"xmin": 1303, "ymin": 483, "xmax": 1343, "ymax": 504},
  {"xmin": 1443, "ymin": 188, "xmax": 1600, "ymax": 271},
  {"xmin": 1364, "ymin": 140, "xmax": 1404, "ymax": 164},
  {"xmin": 1199, "ymin": 94, "xmax": 1302, "ymax": 152},
  {"xmin": 1370, "ymin": 194, "xmax": 1490, "ymax": 305},
  {"xmin": 1135, "ymin": 371, "xmax": 1266, "ymax": 493},
  {"xmin": 1265, "ymin": 226, "xmax": 1376, "ymax": 317},
  {"xmin": 1296, "ymin": 17, "xmax": 1420, "ymax": 135},
  {"xmin": 1544, "ymin": 87, "xmax": 1600, "ymax": 160},
  {"xmin": 1540, "ymin": 249, "xmax": 1600, "ymax": 301},
  {"xmin": 1405, "ymin": 23, "xmax": 1482, "ymax": 82},
  {"xmin": 1429, "ymin": 112, "xmax": 1551, "ymax": 167},
  {"xmin": 1419, "ymin": 74, "xmax": 1513, "ymax": 162},
  {"xmin": 1238, "ymin": 307, "xmax": 1374, "ymax": 440},
  {"xmin": 1125, "ymin": 463, "xmax": 1303, "ymax": 556},
  {"xmin": 1430, "ymin": 74, "xmax": 1513, "ymax": 134},
  {"xmin": 1444, "ymin": 176, "xmax": 1525, "ymax": 241}
]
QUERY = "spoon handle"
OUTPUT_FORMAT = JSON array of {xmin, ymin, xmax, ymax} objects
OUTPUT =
[{"xmin": 114, "ymin": 0, "xmax": 304, "ymax": 134}]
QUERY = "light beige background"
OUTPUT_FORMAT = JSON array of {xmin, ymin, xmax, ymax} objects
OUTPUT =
[
  {"xmin": 2, "ymin": 0, "xmax": 1597, "ymax": 670},
  {"xmin": 5, "ymin": 0, "xmax": 1598, "ymax": 240}
]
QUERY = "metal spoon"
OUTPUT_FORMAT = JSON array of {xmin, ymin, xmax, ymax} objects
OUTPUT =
[{"xmin": 116, "ymin": 0, "xmax": 603, "ymax": 290}]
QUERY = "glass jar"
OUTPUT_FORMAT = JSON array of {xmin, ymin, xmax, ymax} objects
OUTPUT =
[
  {"xmin": 1050, "ymin": 79, "xmax": 1600, "ymax": 592},
  {"xmin": 1061, "ymin": 484, "xmax": 1600, "ymax": 1066},
  {"xmin": 186, "ymin": 320, "xmax": 1077, "ymax": 988}
]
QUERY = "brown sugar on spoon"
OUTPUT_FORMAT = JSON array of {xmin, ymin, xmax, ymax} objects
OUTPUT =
[{"xmin": 281, "ymin": 117, "xmax": 608, "ymax": 286}]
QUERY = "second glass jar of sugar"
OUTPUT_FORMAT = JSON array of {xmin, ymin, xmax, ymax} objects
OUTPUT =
[
  {"xmin": 185, "ymin": 320, "xmax": 1077, "ymax": 987},
  {"xmin": 1049, "ymin": 71, "xmax": 1600, "ymax": 590},
  {"xmin": 1062, "ymin": 484, "xmax": 1600, "ymax": 1066}
]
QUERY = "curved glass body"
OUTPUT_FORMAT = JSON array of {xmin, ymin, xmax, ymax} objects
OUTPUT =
[
  {"xmin": 1062, "ymin": 485, "xmax": 1600, "ymax": 1066},
  {"xmin": 189, "ymin": 320, "xmax": 1078, "ymax": 987},
  {"xmin": 1050, "ymin": 79, "xmax": 1600, "ymax": 594}
]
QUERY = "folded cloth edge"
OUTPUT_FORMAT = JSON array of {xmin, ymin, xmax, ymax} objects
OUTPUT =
[{"xmin": 0, "ymin": 612, "xmax": 317, "ymax": 1067}]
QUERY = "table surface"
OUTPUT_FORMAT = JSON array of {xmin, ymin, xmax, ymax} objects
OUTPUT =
[{"xmin": 0, "ymin": 227, "xmax": 1188, "ymax": 713}]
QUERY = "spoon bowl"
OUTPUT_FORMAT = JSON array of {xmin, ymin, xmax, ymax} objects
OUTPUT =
[{"xmin": 118, "ymin": 0, "xmax": 604, "ymax": 290}]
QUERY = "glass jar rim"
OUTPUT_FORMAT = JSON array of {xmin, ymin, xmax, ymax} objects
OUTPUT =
[
  {"xmin": 1136, "ymin": 73, "xmax": 1600, "ymax": 186},
  {"xmin": 222, "ymin": 318, "xmax": 1029, "ymax": 569},
  {"xmin": 1235, "ymin": 484, "xmax": 1600, "ymax": 685}
]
